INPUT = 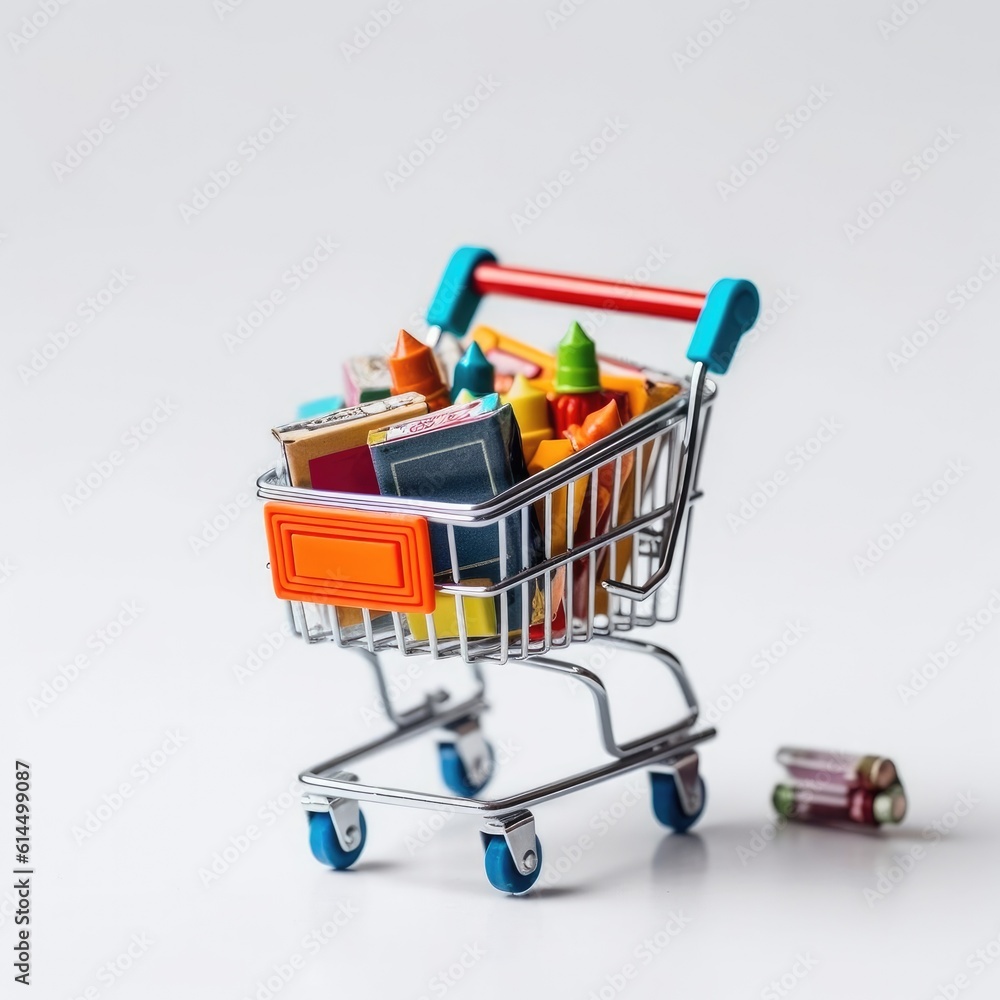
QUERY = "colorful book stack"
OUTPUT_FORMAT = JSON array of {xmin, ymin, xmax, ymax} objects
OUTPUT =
[{"xmin": 772, "ymin": 747, "xmax": 907, "ymax": 829}]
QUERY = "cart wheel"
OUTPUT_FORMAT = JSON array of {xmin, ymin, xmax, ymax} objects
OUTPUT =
[
  {"xmin": 308, "ymin": 810, "xmax": 367, "ymax": 869},
  {"xmin": 650, "ymin": 773, "xmax": 706, "ymax": 833},
  {"xmin": 482, "ymin": 833, "xmax": 542, "ymax": 895},
  {"xmin": 438, "ymin": 741, "xmax": 495, "ymax": 797}
]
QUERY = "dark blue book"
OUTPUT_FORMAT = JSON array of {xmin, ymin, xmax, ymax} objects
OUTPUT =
[{"xmin": 368, "ymin": 397, "xmax": 542, "ymax": 628}]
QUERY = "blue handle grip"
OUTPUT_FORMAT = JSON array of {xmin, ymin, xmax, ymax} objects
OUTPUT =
[
  {"xmin": 426, "ymin": 246, "xmax": 497, "ymax": 335},
  {"xmin": 686, "ymin": 278, "xmax": 759, "ymax": 374}
]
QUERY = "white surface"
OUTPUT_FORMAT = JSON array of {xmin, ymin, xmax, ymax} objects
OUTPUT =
[{"xmin": 4, "ymin": 1, "xmax": 1000, "ymax": 997}]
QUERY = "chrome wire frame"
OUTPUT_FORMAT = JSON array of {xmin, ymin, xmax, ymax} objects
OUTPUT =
[
  {"xmin": 261, "ymin": 368, "xmax": 715, "ymax": 664},
  {"xmin": 263, "ymin": 365, "xmax": 719, "ymax": 863},
  {"xmin": 299, "ymin": 635, "xmax": 714, "ymax": 824}
]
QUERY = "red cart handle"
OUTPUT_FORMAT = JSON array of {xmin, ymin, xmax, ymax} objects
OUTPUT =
[
  {"xmin": 426, "ymin": 246, "xmax": 758, "ymax": 375},
  {"xmin": 471, "ymin": 262, "xmax": 706, "ymax": 321}
]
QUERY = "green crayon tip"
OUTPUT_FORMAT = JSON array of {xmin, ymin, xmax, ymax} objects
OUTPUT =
[
  {"xmin": 554, "ymin": 321, "xmax": 601, "ymax": 394},
  {"xmin": 450, "ymin": 341, "xmax": 495, "ymax": 402}
]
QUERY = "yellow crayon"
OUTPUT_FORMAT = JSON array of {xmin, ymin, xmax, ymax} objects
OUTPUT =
[{"xmin": 502, "ymin": 374, "xmax": 553, "ymax": 464}]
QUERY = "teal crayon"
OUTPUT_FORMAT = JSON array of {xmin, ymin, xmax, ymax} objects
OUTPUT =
[{"xmin": 450, "ymin": 341, "xmax": 495, "ymax": 402}]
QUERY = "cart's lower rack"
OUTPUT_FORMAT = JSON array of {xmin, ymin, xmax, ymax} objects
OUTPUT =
[{"xmin": 296, "ymin": 636, "xmax": 715, "ymax": 893}]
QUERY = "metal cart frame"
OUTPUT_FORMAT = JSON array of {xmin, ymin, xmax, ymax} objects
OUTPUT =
[{"xmin": 256, "ymin": 247, "xmax": 759, "ymax": 892}]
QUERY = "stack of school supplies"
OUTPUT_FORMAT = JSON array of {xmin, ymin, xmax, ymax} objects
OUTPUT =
[
  {"xmin": 772, "ymin": 747, "xmax": 907, "ymax": 829},
  {"xmin": 271, "ymin": 318, "xmax": 683, "ymax": 639}
]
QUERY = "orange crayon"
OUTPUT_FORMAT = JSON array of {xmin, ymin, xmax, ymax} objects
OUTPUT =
[
  {"xmin": 388, "ymin": 329, "xmax": 450, "ymax": 411},
  {"xmin": 565, "ymin": 400, "xmax": 635, "ymax": 619},
  {"xmin": 565, "ymin": 400, "xmax": 633, "ymax": 536}
]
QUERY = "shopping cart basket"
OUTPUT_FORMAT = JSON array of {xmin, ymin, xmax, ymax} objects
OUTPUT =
[{"xmin": 257, "ymin": 246, "xmax": 759, "ymax": 893}]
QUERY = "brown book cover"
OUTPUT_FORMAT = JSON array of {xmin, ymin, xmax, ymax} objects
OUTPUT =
[{"xmin": 273, "ymin": 392, "xmax": 427, "ymax": 491}]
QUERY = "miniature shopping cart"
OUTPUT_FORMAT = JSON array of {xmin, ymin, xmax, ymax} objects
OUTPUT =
[{"xmin": 256, "ymin": 246, "xmax": 759, "ymax": 893}]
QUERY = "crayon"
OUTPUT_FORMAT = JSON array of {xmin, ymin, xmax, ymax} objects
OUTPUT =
[
  {"xmin": 554, "ymin": 320, "xmax": 601, "ymax": 393},
  {"xmin": 564, "ymin": 399, "xmax": 634, "ymax": 619},
  {"xmin": 450, "ymin": 341, "xmax": 495, "ymax": 402},
  {"xmin": 564, "ymin": 397, "xmax": 624, "ymax": 449},
  {"xmin": 527, "ymin": 438, "xmax": 586, "ymax": 633},
  {"xmin": 550, "ymin": 322, "xmax": 630, "ymax": 436},
  {"xmin": 388, "ymin": 329, "xmax": 450, "ymax": 411},
  {"xmin": 528, "ymin": 439, "xmax": 587, "ymax": 550},
  {"xmin": 565, "ymin": 399, "xmax": 633, "ymax": 533},
  {"xmin": 502, "ymin": 374, "xmax": 554, "ymax": 464}
]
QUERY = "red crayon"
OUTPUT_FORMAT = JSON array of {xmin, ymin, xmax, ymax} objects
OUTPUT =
[{"xmin": 550, "ymin": 322, "xmax": 629, "ymax": 435}]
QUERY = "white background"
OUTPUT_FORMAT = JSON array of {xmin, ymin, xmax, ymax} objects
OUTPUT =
[{"xmin": 4, "ymin": 0, "xmax": 1000, "ymax": 997}]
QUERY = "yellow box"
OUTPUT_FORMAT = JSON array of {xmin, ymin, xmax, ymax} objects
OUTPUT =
[{"xmin": 406, "ymin": 581, "xmax": 497, "ymax": 640}]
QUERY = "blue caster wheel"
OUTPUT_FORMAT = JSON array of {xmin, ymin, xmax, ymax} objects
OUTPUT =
[
  {"xmin": 651, "ymin": 773, "xmax": 706, "ymax": 833},
  {"xmin": 438, "ymin": 741, "xmax": 494, "ymax": 797},
  {"xmin": 482, "ymin": 833, "xmax": 542, "ymax": 894},
  {"xmin": 308, "ymin": 810, "xmax": 367, "ymax": 869}
]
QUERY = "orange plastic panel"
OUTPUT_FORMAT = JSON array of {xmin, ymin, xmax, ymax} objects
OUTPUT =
[{"xmin": 264, "ymin": 502, "xmax": 435, "ymax": 613}]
